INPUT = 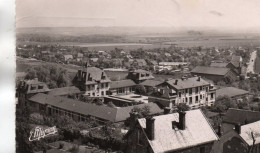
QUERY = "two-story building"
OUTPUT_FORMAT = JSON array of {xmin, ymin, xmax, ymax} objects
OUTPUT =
[
  {"xmin": 16, "ymin": 78, "xmax": 50, "ymax": 107},
  {"xmin": 126, "ymin": 69, "xmax": 154, "ymax": 84},
  {"xmin": 148, "ymin": 77, "xmax": 216, "ymax": 109},
  {"xmin": 124, "ymin": 109, "xmax": 219, "ymax": 153},
  {"xmin": 72, "ymin": 67, "xmax": 111, "ymax": 97}
]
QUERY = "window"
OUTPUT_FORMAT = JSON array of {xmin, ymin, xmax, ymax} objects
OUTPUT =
[
  {"xmin": 206, "ymin": 87, "xmax": 209, "ymax": 92},
  {"xmin": 185, "ymin": 89, "xmax": 188, "ymax": 93},
  {"xmin": 30, "ymin": 86, "xmax": 36, "ymax": 90},
  {"xmin": 92, "ymin": 93, "xmax": 95, "ymax": 96},
  {"xmin": 195, "ymin": 87, "xmax": 199, "ymax": 94},
  {"xmin": 179, "ymin": 92, "xmax": 181, "ymax": 97},
  {"xmin": 200, "ymin": 95, "xmax": 202, "ymax": 99},
  {"xmin": 101, "ymin": 91, "xmax": 104, "ymax": 96},
  {"xmin": 200, "ymin": 147, "xmax": 205, "ymax": 153},
  {"xmin": 101, "ymin": 84, "xmax": 104, "ymax": 88},
  {"xmin": 196, "ymin": 96, "xmax": 199, "ymax": 103},
  {"xmin": 185, "ymin": 97, "xmax": 188, "ymax": 103},
  {"xmin": 189, "ymin": 88, "xmax": 192, "ymax": 94},
  {"xmin": 38, "ymin": 85, "xmax": 43, "ymax": 89},
  {"xmin": 189, "ymin": 97, "xmax": 192, "ymax": 104},
  {"xmin": 200, "ymin": 86, "xmax": 202, "ymax": 90},
  {"xmin": 106, "ymin": 83, "xmax": 108, "ymax": 87},
  {"xmin": 211, "ymin": 93, "xmax": 214, "ymax": 99}
]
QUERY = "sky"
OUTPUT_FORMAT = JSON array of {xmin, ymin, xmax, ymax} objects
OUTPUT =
[{"xmin": 16, "ymin": 0, "xmax": 260, "ymax": 30}]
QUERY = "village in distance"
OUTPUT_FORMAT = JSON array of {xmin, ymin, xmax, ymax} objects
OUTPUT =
[{"xmin": 16, "ymin": 27, "xmax": 260, "ymax": 153}]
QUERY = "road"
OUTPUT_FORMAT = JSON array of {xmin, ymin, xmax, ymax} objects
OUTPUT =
[{"xmin": 247, "ymin": 50, "xmax": 257, "ymax": 74}]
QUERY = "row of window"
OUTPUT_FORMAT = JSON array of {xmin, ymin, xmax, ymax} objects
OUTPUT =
[
  {"xmin": 30, "ymin": 85, "xmax": 44, "ymax": 90},
  {"xmin": 86, "ymin": 83, "xmax": 109, "ymax": 91},
  {"xmin": 178, "ymin": 86, "xmax": 209, "ymax": 97},
  {"xmin": 175, "ymin": 93, "xmax": 214, "ymax": 104}
]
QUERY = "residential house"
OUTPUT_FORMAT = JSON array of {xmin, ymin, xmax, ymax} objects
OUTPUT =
[
  {"xmin": 48, "ymin": 86, "xmax": 81, "ymax": 98},
  {"xmin": 124, "ymin": 109, "xmax": 219, "ymax": 153},
  {"xmin": 148, "ymin": 77, "xmax": 216, "ymax": 109},
  {"xmin": 222, "ymin": 108, "xmax": 260, "ymax": 134},
  {"xmin": 16, "ymin": 78, "xmax": 50, "ymax": 107},
  {"xmin": 191, "ymin": 66, "xmax": 238, "ymax": 83},
  {"xmin": 28, "ymin": 93, "xmax": 162, "ymax": 123},
  {"xmin": 140, "ymin": 80, "xmax": 163, "ymax": 93},
  {"xmin": 63, "ymin": 54, "xmax": 73, "ymax": 63},
  {"xmin": 216, "ymin": 87, "xmax": 249, "ymax": 100},
  {"xmin": 210, "ymin": 61, "xmax": 240, "ymax": 74},
  {"xmin": 108, "ymin": 79, "xmax": 136, "ymax": 95},
  {"xmin": 157, "ymin": 62, "xmax": 188, "ymax": 71},
  {"xmin": 76, "ymin": 53, "xmax": 84, "ymax": 62},
  {"xmin": 126, "ymin": 69, "xmax": 154, "ymax": 84},
  {"xmin": 129, "ymin": 59, "xmax": 147, "ymax": 68},
  {"xmin": 72, "ymin": 67, "xmax": 111, "ymax": 97}
]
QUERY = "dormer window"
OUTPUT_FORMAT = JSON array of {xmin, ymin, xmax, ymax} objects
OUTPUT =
[
  {"xmin": 88, "ymin": 73, "xmax": 92, "ymax": 81},
  {"xmin": 38, "ymin": 85, "xmax": 43, "ymax": 89},
  {"xmin": 30, "ymin": 85, "xmax": 36, "ymax": 90}
]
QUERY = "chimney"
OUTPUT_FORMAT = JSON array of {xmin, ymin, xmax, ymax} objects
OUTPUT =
[
  {"xmin": 217, "ymin": 125, "xmax": 222, "ymax": 136},
  {"xmin": 197, "ymin": 76, "xmax": 201, "ymax": 81},
  {"xmin": 235, "ymin": 124, "xmax": 241, "ymax": 134},
  {"xmin": 129, "ymin": 111, "xmax": 139, "ymax": 128},
  {"xmin": 178, "ymin": 111, "xmax": 186, "ymax": 130},
  {"xmin": 175, "ymin": 80, "xmax": 178, "ymax": 85},
  {"xmin": 164, "ymin": 107, "xmax": 171, "ymax": 114},
  {"xmin": 146, "ymin": 117, "xmax": 155, "ymax": 140}
]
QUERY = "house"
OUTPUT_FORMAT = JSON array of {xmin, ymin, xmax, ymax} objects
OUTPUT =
[
  {"xmin": 72, "ymin": 67, "xmax": 111, "ymax": 97},
  {"xmin": 108, "ymin": 79, "xmax": 136, "ymax": 95},
  {"xmin": 148, "ymin": 77, "xmax": 216, "ymax": 109},
  {"xmin": 16, "ymin": 78, "xmax": 50, "ymax": 107},
  {"xmin": 28, "ymin": 93, "xmax": 162, "ymax": 123},
  {"xmin": 126, "ymin": 69, "xmax": 154, "ymax": 84},
  {"xmin": 191, "ymin": 66, "xmax": 238, "ymax": 83},
  {"xmin": 63, "ymin": 54, "xmax": 73, "ymax": 62},
  {"xmin": 76, "ymin": 53, "xmax": 84, "ymax": 62},
  {"xmin": 124, "ymin": 109, "xmax": 219, "ymax": 153},
  {"xmin": 140, "ymin": 80, "xmax": 163, "ymax": 93},
  {"xmin": 210, "ymin": 62, "xmax": 240, "ymax": 74},
  {"xmin": 216, "ymin": 87, "xmax": 249, "ymax": 99},
  {"xmin": 48, "ymin": 86, "xmax": 81, "ymax": 97}
]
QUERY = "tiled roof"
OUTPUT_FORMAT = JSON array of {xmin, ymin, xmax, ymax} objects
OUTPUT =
[
  {"xmin": 29, "ymin": 93, "xmax": 162, "ymax": 122},
  {"xmin": 77, "ymin": 67, "xmax": 111, "ymax": 84},
  {"xmin": 165, "ymin": 77, "xmax": 210, "ymax": 90},
  {"xmin": 223, "ymin": 108, "xmax": 260, "ymax": 125},
  {"xmin": 110, "ymin": 79, "xmax": 136, "ymax": 89},
  {"xmin": 48, "ymin": 86, "xmax": 81, "ymax": 96},
  {"xmin": 210, "ymin": 62, "xmax": 229, "ymax": 68},
  {"xmin": 191, "ymin": 66, "xmax": 230, "ymax": 76},
  {"xmin": 240, "ymin": 120, "xmax": 260, "ymax": 146},
  {"xmin": 140, "ymin": 80, "xmax": 163, "ymax": 87},
  {"xmin": 216, "ymin": 87, "xmax": 249, "ymax": 98},
  {"xmin": 138, "ymin": 109, "xmax": 219, "ymax": 153}
]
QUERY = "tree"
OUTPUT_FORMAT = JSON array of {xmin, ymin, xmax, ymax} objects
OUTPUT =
[
  {"xmin": 176, "ymin": 103, "xmax": 190, "ymax": 112},
  {"xmin": 212, "ymin": 96, "xmax": 237, "ymax": 113},
  {"xmin": 107, "ymin": 101, "xmax": 116, "ymax": 107},
  {"xmin": 135, "ymin": 84, "xmax": 146, "ymax": 95}
]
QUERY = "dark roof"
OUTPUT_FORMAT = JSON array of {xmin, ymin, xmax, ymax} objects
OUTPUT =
[
  {"xmin": 140, "ymin": 80, "xmax": 163, "ymax": 87},
  {"xmin": 165, "ymin": 77, "xmax": 210, "ymax": 90},
  {"xmin": 138, "ymin": 109, "xmax": 219, "ymax": 152},
  {"xmin": 210, "ymin": 62, "xmax": 229, "ymax": 68},
  {"xmin": 223, "ymin": 108, "xmax": 260, "ymax": 125},
  {"xmin": 216, "ymin": 87, "xmax": 249, "ymax": 98},
  {"xmin": 17, "ymin": 79, "xmax": 50, "ymax": 94},
  {"xmin": 48, "ymin": 86, "xmax": 81, "ymax": 96},
  {"xmin": 29, "ymin": 93, "xmax": 162, "ymax": 122},
  {"xmin": 191, "ymin": 66, "xmax": 230, "ymax": 76},
  {"xmin": 110, "ymin": 79, "xmax": 136, "ymax": 89}
]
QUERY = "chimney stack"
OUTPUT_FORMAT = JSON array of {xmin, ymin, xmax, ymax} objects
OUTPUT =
[
  {"xmin": 146, "ymin": 117, "xmax": 155, "ymax": 140},
  {"xmin": 235, "ymin": 124, "xmax": 241, "ymax": 134},
  {"xmin": 164, "ymin": 107, "xmax": 171, "ymax": 114},
  {"xmin": 197, "ymin": 76, "xmax": 201, "ymax": 81},
  {"xmin": 178, "ymin": 111, "xmax": 186, "ymax": 130},
  {"xmin": 175, "ymin": 80, "xmax": 178, "ymax": 85},
  {"xmin": 129, "ymin": 111, "xmax": 139, "ymax": 128},
  {"xmin": 217, "ymin": 125, "xmax": 222, "ymax": 136}
]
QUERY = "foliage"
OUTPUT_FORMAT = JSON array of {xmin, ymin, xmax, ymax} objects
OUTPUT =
[
  {"xmin": 135, "ymin": 84, "xmax": 146, "ymax": 95},
  {"xmin": 107, "ymin": 101, "xmax": 116, "ymax": 107},
  {"xmin": 211, "ymin": 96, "xmax": 237, "ymax": 113},
  {"xmin": 130, "ymin": 105, "xmax": 151, "ymax": 118},
  {"xmin": 25, "ymin": 65, "xmax": 71, "ymax": 89},
  {"xmin": 176, "ymin": 103, "xmax": 190, "ymax": 112}
]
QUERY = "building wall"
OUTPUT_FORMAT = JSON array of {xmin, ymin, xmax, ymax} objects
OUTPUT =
[
  {"xmin": 109, "ymin": 86, "xmax": 134, "ymax": 95},
  {"xmin": 85, "ymin": 82, "xmax": 110, "ymax": 97},
  {"xmin": 191, "ymin": 73, "xmax": 225, "ymax": 83}
]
